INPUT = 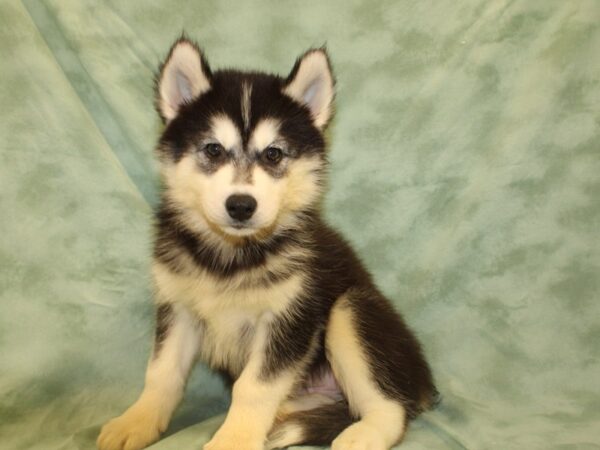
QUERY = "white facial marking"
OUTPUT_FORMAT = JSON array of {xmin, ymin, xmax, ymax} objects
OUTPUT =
[
  {"xmin": 220, "ymin": 164, "xmax": 285, "ymax": 237},
  {"xmin": 211, "ymin": 115, "xmax": 241, "ymax": 150},
  {"xmin": 165, "ymin": 150, "xmax": 324, "ymax": 238},
  {"xmin": 249, "ymin": 118, "xmax": 281, "ymax": 151},
  {"xmin": 280, "ymin": 156, "xmax": 322, "ymax": 212},
  {"xmin": 167, "ymin": 157, "xmax": 280, "ymax": 236}
]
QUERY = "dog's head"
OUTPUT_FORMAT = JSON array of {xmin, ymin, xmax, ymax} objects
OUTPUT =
[{"xmin": 155, "ymin": 38, "xmax": 334, "ymax": 241}]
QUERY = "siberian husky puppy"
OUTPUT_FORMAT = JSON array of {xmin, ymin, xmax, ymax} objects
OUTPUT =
[{"xmin": 97, "ymin": 37, "xmax": 437, "ymax": 450}]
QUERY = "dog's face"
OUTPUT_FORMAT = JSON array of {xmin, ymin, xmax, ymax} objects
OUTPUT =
[{"xmin": 155, "ymin": 39, "xmax": 334, "ymax": 241}]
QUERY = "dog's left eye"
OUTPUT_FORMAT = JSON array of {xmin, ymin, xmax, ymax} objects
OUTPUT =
[
  {"xmin": 204, "ymin": 143, "xmax": 225, "ymax": 159},
  {"xmin": 262, "ymin": 146, "xmax": 283, "ymax": 164}
]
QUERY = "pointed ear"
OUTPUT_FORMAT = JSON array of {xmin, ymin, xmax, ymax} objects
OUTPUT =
[
  {"xmin": 156, "ymin": 38, "xmax": 212, "ymax": 122},
  {"xmin": 283, "ymin": 49, "xmax": 335, "ymax": 129}
]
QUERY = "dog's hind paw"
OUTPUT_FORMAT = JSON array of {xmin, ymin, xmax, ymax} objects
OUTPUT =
[{"xmin": 332, "ymin": 422, "xmax": 387, "ymax": 450}]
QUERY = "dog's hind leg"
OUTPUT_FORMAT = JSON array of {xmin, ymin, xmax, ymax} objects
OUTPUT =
[
  {"xmin": 325, "ymin": 292, "xmax": 414, "ymax": 450},
  {"xmin": 97, "ymin": 302, "xmax": 201, "ymax": 450}
]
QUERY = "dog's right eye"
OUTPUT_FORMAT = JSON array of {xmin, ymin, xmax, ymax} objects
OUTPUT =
[{"xmin": 203, "ymin": 143, "xmax": 225, "ymax": 159}]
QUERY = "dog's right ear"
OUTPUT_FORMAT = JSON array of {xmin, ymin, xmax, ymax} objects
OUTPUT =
[{"xmin": 156, "ymin": 38, "xmax": 212, "ymax": 123}]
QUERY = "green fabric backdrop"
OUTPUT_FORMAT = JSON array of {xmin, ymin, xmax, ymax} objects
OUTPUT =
[{"xmin": 1, "ymin": 0, "xmax": 599, "ymax": 449}]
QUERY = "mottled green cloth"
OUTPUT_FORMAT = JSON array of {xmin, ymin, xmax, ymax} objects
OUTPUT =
[{"xmin": 1, "ymin": 1, "xmax": 599, "ymax": 449}]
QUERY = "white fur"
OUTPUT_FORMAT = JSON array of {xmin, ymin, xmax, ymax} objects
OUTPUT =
[
  {"xmin": 278, "ymin": 156, "xmax": 323, "ymax": 215},
  {"xmin": 266, "ymin": 422, "xmax": 305, "ymax": 450},
  {"xmin": 249, "ymin": 118, "xmax": 281, "ymax": 151},
  {"xmin": 327, "ymin": 297, "xmax": 407, "ymax": 450},
  {"xmin": 152, "ymin": 262, "xmax": 305, "ymax": 316},
  {"xmin": 278, "ymin": 393, "xmax": 337, "ymax": 416},
  {"xmin": 283, "ymin": 51, "xmax": 334, "ymax": 128},
  {"xmin": 97, "ymin": 305, "xmax": 201, "ymax": 450},
  {"xmin": 158, "ymin": 41, "xmax": 211, "ymax": 121},
  {"xmin": 211, "ymin": 115, "xmax": 241, "ymax": 151},
  {"xmin": 165, "ymin": 157, "xmax": 281, "ymax": 236}
]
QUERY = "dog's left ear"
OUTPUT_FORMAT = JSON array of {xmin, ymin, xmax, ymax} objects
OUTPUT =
[
  {"xmin": 156, "ymin": 38, "xmax": 212, "ymax": 123},
  {"xmin": 283, "ymin": 49, "xmax": 335, "ymax": 129}
]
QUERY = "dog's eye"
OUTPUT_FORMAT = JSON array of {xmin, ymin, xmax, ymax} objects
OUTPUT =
[
  {"xmin": 204, "ymin": 143, "xmax": 225, "ymax": 159},
  {"xmin": 263, "ymin": 146, "xmax": 283, "ymax": 164}
]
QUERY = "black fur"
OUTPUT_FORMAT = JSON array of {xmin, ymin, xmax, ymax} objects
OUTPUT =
[
  {"xmin": 280, "ymin": 219, "xmax": 437, "ymax": 419},
  {"xmin": 153, "ymin": 303, "xmax": 173, "ymax": 357},
  {"xmin": 348, "ymin": 292, "xmax": 439, "ymax": 418}
]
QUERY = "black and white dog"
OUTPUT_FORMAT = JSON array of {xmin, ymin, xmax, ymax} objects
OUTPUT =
[{"xmin": 98, "ymin": 38, "xmax": 437, "ymax": 450}]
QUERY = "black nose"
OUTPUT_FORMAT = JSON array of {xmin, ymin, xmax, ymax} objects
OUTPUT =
[{"xmin": 225, "ymin": 194, "xmax": 257, "ymax": 221}]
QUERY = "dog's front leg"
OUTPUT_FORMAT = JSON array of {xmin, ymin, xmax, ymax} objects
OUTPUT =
[
  {"xmin": 204, "ymin": 315, "xmax": 303, "ymax": 450},
  {"xmin": 98, "ymin": 302, "xmax": 201, "ymax": 450}
]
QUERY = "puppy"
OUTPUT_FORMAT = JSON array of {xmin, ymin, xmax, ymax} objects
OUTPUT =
[{"xmin": 97, "ymin": 37, "xmax": 437, "ymax": 450}]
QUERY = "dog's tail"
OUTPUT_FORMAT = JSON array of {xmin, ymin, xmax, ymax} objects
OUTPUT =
[{"xmin": 266, "ymin": 400, "xmax": 354, "ymax": 449}]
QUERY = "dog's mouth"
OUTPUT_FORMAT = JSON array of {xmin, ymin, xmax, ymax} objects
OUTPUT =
[
  {"xmin": 221, "ymin": 218, "xmax": 279, "ymax": 242},
  {"xmin": 223, "ymin": 222, "xmax": 258, "ymax": 237},
  {"xmin": 230, "ymin": 222, "xmax": 249, "ymax": 230},
  {"xmin": 196, "ymin": 206, "xmax": 279, "ymax": 243},
  {"xmin": 207, "ymin": 216, "xmax": 271, "ymax": 240}
]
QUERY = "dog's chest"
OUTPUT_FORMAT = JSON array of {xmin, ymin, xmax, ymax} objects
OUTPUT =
[
  {"xmin": 153, "ymin": 262, "xmax": 304, "ymax": 375},
  {"xmin": 197, "ymin": 307, "xmax": 257, "ymax": 376}
]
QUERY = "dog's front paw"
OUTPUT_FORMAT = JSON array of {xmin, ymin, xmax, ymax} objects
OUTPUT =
[
  {"xmin": 97, "ymin": 402, "xmax": 168, "ymax": 450},
  {"xmin": 332, "ymin": 422, "xmax": 387, "ymax": 450}
]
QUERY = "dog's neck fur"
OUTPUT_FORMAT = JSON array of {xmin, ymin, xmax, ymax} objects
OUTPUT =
[{"xmin": 154, "ymin": 197, "xmax": 318, "ymax": 279}]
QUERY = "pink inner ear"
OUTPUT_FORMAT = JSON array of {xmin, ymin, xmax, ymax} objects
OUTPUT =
[
  {"xmin": 303, "ymin": 78, "xmax": 321, "ymax": 105},
  {"xmin": 175, "ymin": 70, "xmax": 193, "ymax": 102},
  {"xmin": 283, "ymin": 52, "xmax": 333, "ymax": 128},
  {"xmin": 303, "ymin": 77, "xmax": 323, "ymax": 115},
  {"xmin": 166, "ymin": 70, "xmax": 193, "ymax": 113},
  {"xmin": 159, "ymin": 41, "xmax": 212, "ymax": 121}
]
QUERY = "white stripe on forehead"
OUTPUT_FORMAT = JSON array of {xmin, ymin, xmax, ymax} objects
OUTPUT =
[
  {"xmin": 210, "ymin": 115, "xmax": 241, "ymax": 149},
  {"xmin": 241, "ymin": 82, "xmax": 252, "ymax": 132},
  {"xmin": 249, "ymin": 118, "xmax": 281, "ymax": 150}
]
